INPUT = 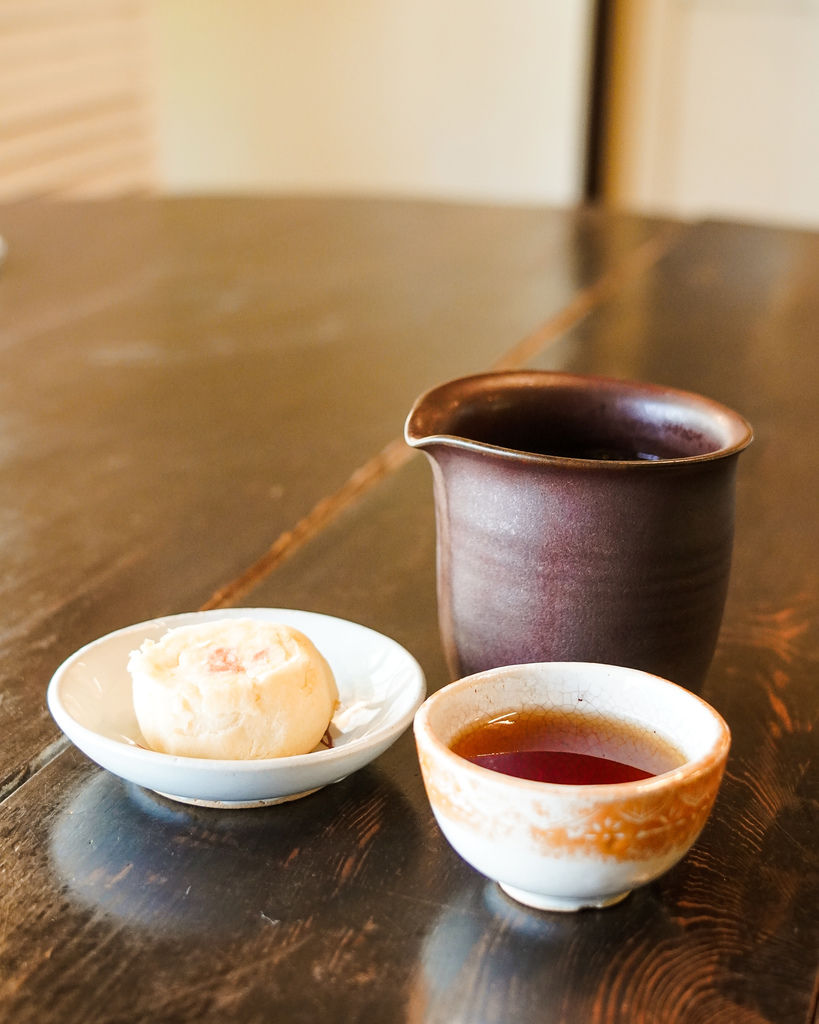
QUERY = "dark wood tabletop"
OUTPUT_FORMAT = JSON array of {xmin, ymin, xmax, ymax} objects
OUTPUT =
[{"xmin": 0, "ymin": 196, "xmax": 815, "ymax": 1024}]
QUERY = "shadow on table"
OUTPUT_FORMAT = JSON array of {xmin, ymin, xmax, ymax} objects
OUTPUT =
[{"xmin": 49, "ymin": 761, "xmax": 424, "ymax": 938}]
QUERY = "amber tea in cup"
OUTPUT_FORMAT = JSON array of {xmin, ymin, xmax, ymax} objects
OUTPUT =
[{"xmin": 450, "ymin": 706, "xmax": 687, "ymax": 785}]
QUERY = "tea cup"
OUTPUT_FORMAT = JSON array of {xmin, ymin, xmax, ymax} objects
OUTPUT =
[{"xmin": 413, "ymin": 661, "xmax": 730, "ymax": 912}]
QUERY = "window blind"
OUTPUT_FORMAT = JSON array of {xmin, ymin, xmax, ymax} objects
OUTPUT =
[{"xmin": 0, "ymin": 0, "xmax": 157, "ymax": 198}]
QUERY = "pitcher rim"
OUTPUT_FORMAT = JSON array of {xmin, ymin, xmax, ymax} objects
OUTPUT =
[{"xmin": 404, "ymin": 370, "xmax": 754, "ymax": 468}]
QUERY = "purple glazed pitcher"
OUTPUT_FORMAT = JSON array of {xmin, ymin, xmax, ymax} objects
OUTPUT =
[{"xmin": 405, "ymin": 371, "xmax": 752, "ymax": 692}]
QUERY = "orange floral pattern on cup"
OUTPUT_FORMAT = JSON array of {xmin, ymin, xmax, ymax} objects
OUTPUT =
[{"xmin": 418, "ymin": 745, "xmax": 725, "ymax": 862}]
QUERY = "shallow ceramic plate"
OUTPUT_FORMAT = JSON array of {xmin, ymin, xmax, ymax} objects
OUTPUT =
[{"xmin": 47, "ymin": 608, "xmax": 426, "ymax": 807}]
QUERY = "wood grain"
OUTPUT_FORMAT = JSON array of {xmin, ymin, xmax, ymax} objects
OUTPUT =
[
  {"xmin": 0, "ymin": 203, "xmax": 815, "ymax": 1023},
  {"xmin": 0, "ymin": 197, "xmax": 669, "ymax": 791},
  {"xmin": 525, "ymin": 218, "xmax": 819, "ymax": 1024}
]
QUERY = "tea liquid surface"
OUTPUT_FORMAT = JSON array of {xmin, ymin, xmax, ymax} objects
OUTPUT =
[
  {"xmin": 450, "ymin": 708, "xmax": 685, "ymax": 785},
  {"xmin": 529, "ymin": 442, "xmax": 662, "ymax": 462}
]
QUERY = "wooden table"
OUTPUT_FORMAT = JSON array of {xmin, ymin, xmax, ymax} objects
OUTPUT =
[{"xmin": 0, "ymin": 197, "xmax": 816, "ymax": 1023}]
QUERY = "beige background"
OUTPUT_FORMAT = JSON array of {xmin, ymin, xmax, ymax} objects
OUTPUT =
[
  {"xmin": 604, "ymin": 0, "xmax": 819, "ymax": 228},
  {"xmin": 2, "ymin": 0, "xmax": 818, "ymax": 227},
  {"xmin": 150, "ymin": 0, "xmax": 596, "ymax": 205}
]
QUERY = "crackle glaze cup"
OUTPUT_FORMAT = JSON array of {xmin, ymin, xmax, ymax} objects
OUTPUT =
[
  {"xmin": 413, "ymin": 662, "xmax": 731, "ymax": 912},
  {"xmin": 405, "ymin": 371, "xmax": 752, "ymax": 692}
]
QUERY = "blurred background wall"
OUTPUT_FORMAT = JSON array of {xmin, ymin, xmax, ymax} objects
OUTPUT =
[
  {"xmin": 151, "ymin": 0, "xmax": 595, "ymax": 206},
  {"xmin": 602, "ymin": 0, "xmax": 819, "ymax": 228},
  {"xmin": 1, "ymin": 0, "xmax": 817, "ymax": 226}
]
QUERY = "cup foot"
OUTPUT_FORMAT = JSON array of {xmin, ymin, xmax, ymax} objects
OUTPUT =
[{"xmin": 498, "ymin": 883, "xmax": 631, "ymax": 913}]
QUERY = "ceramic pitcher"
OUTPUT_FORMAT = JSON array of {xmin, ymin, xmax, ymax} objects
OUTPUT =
[{"xmin": 405, "ymin": 371, "xmax": 753, "ymax": 692}]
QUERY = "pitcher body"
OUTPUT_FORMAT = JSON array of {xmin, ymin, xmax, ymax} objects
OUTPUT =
[{"xmin": 406, "ymin": 371, "xmax": 752, "ymax": 692}]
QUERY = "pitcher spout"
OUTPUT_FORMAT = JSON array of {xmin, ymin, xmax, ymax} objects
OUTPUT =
[
  {"xmin": 404, "ymin": 372, "xmax": 529, "ymax": 457},
  {"xmin": 404, "ymin": 378, "xmax": 469, "ymax": 453}
]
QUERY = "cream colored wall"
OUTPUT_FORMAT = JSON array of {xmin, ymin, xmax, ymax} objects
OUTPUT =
[
  {"xmin": 605, "ymin": 0, "xmax": 819, "ymax": 228},
  {"xmin": 149, "ymin": 0, "xmax": 595, "ymax": 204}
]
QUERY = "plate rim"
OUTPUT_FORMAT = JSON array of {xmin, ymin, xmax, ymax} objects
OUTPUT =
[{"xmin": 47, "ymin": 607, "xmax": 426, "ymax": 780}]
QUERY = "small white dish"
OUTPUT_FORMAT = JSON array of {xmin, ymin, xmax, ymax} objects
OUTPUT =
[{"xmin": 48, "ymin": 608, "xmax": 426, "ymax": 807}]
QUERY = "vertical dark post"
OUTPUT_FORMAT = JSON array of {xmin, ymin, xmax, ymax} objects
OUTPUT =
[{"xmin": 584, "ymin": 0, "xmax": 614, "ymax": 201}]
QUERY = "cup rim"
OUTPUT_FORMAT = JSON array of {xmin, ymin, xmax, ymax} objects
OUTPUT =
[
  {"xmin": 414, "ymin": 662, "xmax": 732, "ymax": 797},
  {"xmin": 405, "ymin": 370, "xmax": 754, "ymax": 468}
]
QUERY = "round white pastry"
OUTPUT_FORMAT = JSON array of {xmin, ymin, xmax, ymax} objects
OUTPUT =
[{"xmin": 128, "ymin": 619, "xmax": 339, "ymax": 759}]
